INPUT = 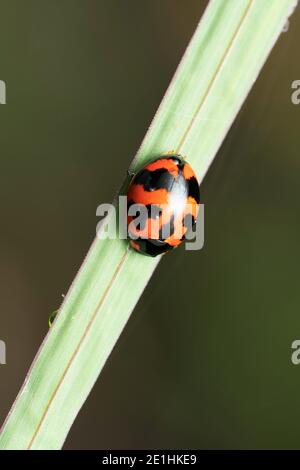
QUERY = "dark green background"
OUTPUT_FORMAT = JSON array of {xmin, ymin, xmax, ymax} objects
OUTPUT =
[{"xmin": 0, "ymin": 0, "xmax": 300, "ymax": 449}]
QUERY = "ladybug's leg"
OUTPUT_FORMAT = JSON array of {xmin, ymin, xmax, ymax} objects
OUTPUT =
[{"xmin": 127, "ymin": 168, "xmax": 135, "ymax": 178}]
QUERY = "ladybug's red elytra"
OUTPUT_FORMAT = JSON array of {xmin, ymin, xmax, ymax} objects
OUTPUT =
[{"xmin": 127, "ymin": 154, "xmax": 200, "ymax": 257}]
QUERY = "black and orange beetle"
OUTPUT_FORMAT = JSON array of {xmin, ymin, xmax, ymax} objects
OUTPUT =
[{"xmin": 127, "ymin": 154, "xmax": 200, "ymax": 256}]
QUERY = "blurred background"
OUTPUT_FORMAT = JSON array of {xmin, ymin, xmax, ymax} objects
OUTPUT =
[{"xmin": 0, "ymin": 0, "xmax": 300, "ymax": 450}]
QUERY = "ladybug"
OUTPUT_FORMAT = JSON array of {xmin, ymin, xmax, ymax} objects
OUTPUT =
[{"xmin": 127, "ymin": 153, "xmax": 200, "ymax": 256}]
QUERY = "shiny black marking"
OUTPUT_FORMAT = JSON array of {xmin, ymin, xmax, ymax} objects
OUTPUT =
[
  {"xmin": 187, "ymin": 177, "xmax": 200, "ymax": 203},
  {"xmin": 130, "ymin": 238, "xmax": 173, "ymax": 257},
  {"xmin": 183, "ymin": 214, "xmax": 196, "ymax": 237},
  {"xmin": 127, "ymin": 199, "xmax": 134, "ymax": 210},
  {"xmin": 133, "ymin": 168, "xmax": 175, "ymax": 192}
]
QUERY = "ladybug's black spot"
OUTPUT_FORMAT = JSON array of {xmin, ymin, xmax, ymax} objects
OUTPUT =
[
  {"xmin": 134, "ymin": 168, "xmax": 175, "ymax": 192},
  {"xmin": 131, "ymin": 238, "xmax": 173, "ymax": 257},
  {"xmin": 127, "ymin": 199, "xmax": 134, "ymax": 210},
  {"xmin": 187, "ymin": 177, "xmax": 200, "ymax": 203},
  {"xmin": 182, "ymin": 213, "xmax": 196, "ymax": 237}
]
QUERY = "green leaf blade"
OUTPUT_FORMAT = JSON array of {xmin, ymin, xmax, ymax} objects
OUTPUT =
[{"xmin": 0, "ymin": 0, "xmax": 297, "ymax": 450}]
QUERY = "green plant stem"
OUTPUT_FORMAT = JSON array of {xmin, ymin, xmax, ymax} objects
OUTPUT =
[{"xmin": 0, "ymin": 0, "xmax": 297, "ymax": 450}]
